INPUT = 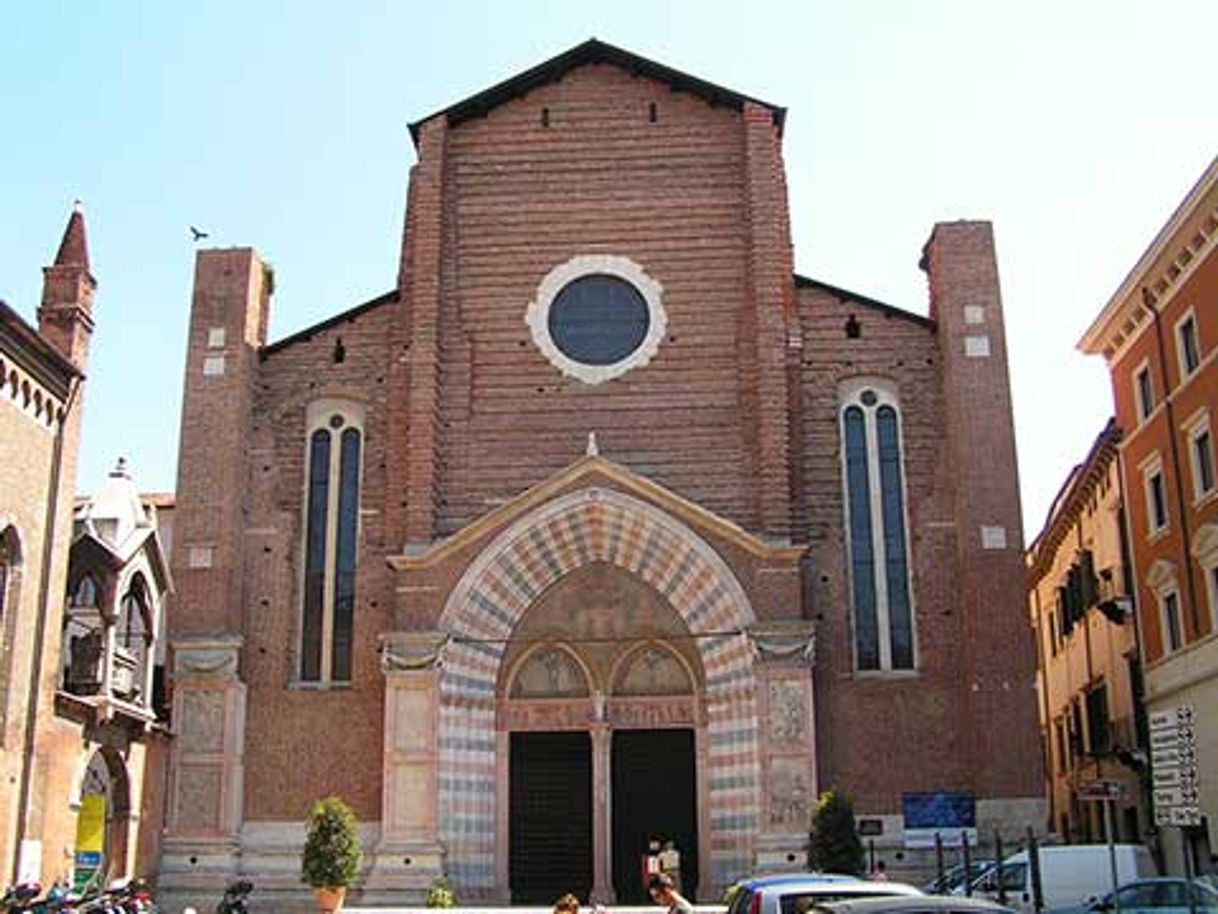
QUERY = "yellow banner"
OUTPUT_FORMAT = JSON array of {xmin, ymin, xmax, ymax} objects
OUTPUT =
[{"xmin": 76, "ymin": 794, "xmax": 105, "ymax": 854}]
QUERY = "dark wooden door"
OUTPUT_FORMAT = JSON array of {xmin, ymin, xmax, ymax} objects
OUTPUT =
[
  {"xmin": 612, "ymin": 728, "xmax": 698, "ymax": 903},
  {"xmin": 509, "ymin": 731, "xmax": 593, "ymax": 903}
]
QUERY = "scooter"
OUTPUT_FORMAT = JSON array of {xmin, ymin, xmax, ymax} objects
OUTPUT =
[{"xmin": 1, "ymin": 883, "xmax": 42, "ymax": 912}]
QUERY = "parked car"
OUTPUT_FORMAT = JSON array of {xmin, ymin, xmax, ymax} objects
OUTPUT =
[
  {"xmin": 1055, "ymin": 878, "xmax": 1218, "ymax": 914},
  {"xmin": 922, "ymin": 861, "xmax": 996, "ymax": 895},
  {"xmin": 970, "ymin": 844, "xmax": 1156, "ymax": 914},
  {"xmin": 814, "ymin": 895, "xmax": 1017, "ymax": 914},
  {"xmin": 725, "ymin": 873, "xmax": 922, "ymax": 914}
]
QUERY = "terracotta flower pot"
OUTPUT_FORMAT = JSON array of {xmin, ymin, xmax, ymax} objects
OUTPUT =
[{"xmin": 313, "ymin": 885, "xmax": 347, "ymax": 913}]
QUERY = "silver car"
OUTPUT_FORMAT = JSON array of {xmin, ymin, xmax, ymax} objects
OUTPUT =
[
  {"xmin": 814, "ymin": 895, "xmax": 1016, "ymax": 914},
  {"xmin": 725, "ymin": 874, "xmax": 923, "ymax": 914}
]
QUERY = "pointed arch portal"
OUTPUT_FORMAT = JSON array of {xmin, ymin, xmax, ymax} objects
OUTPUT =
[{"xmin": 435, "ymin": 486, "xmax": 761, "ymax": 900}]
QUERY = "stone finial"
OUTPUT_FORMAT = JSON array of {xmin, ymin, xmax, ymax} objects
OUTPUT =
[{"xmin": 586, "ymin": 431, "xmax": 599, "ymax": 457}]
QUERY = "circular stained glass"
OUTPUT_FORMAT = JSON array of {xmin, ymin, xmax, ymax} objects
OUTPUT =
[{"xmin": 547, "ymin": 275, "xmax": 650, "ymax": 366}]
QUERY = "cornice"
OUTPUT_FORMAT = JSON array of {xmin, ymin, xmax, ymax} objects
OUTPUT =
[
  {"xmin": 1079, "ymin": 155, "xmax": 1218, "ymax": 362},
  {"xmin": 1026, "ymin": 418, "xmax": 1121, "ymax": 579}
]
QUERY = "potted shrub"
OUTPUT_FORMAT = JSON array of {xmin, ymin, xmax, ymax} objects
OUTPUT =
[
  {"xmin": 426, "ymin": 876, "xmax": 458, "ymax": 908},
  {"xmin": 301, "ymin": 795, "xmax": 362, "ymax": 912}
]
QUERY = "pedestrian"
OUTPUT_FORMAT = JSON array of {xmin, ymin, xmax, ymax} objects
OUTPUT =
[
  {"xmin": 870, "ymin": 860, "xmax": 889, "ymax": 882},
  {"xmin": 641, "ymin": 838, "xmax": 661, "ymax": 896},
  {"xmin": 554, "ymin": 893, "xmax": 581, "ymax": 914},
  {"xmin": 658, "ymin": 839, "xmax": 683, "ymax": 895},
  {"xmin": 649, "ymin": 873, "xmax": 693, "ymax": 914}
]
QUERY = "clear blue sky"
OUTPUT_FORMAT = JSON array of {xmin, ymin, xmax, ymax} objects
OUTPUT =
[{"xmin": 2, "ymin": 1, "xmax": 1215, "ymax": 540}]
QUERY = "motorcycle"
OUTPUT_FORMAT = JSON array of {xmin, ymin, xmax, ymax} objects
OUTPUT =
[{"xmin": 1, "ymin": 883, "xmax": 41, "ymax": 912}]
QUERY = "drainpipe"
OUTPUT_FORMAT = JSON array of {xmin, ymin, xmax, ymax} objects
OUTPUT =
[
  {"xmin": 1114, "ymin": 453, "xmax": 1156, "ymax": 860},
  {"xmin": 1142, "ymin": 287, "xmax": 1200, "ymax": 631},
  {"xmin": 12, "ymin": 376, "xmax": 80, "ymax": 884},
  {"xmin": 1030, "ymin": 583, "xmax": 1056, "ymax": 829}
]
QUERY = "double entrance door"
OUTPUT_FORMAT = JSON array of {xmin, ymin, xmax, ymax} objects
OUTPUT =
[{"xmin": 509, "ymin": 729, "xmax": 698, "ymax": 904}]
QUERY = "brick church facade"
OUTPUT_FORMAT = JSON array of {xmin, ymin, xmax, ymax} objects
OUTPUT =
[{"xmin": 161, "ymin": 40, "xmax": 1043, "ymax": 908}]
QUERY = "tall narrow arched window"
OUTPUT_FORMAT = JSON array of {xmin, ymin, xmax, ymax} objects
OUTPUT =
[
  {"xmin": 0, "ymin": 526, "xmax": 17, "ymax": 646},
  {"xmin": 299, "ymin": 402, "xmax": 365, "ymax": 684},
  {"xmin": 118, "ymin": 578, "xmax": 150, "ymax": 658},
  {"xmin": 840, "ymin": 381, "xmax": 915, "ymax": 671},
  {"xmin": 116, "ymin": 576, "xmax": 152, "ymax": 702}
]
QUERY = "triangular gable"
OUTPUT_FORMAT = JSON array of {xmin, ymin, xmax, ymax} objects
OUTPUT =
[
  {"xmin": 71, "ymin": 526, "xmax": 173, "ymax": 594},
  {"xmin": 391, "ymin": 451, "xmax": 804, "ymax": 571},
  {"xmin": 795, "ymin": 274, "xmax": 934, "ymax": 329},
  {"xmin": 408, "ymin": 38, "xmax": 786, "ymax": 146}
]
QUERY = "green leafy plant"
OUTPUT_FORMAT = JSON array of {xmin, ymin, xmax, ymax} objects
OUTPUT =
[
  {"xmin": 426, "ymin": 876, "xmax": 458, "ymax": 908},
  {"xmin": 809, "ymin": 789, "xmax": 864, "ymax": 876},
  {"xmin": 301, "ymin": 795, "xmax": 362, "ymax": 888}
]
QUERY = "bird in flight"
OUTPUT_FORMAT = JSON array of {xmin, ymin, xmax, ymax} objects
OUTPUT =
[{"xmin": 190, "ymin": 226, "xmax": 209, "ymax": 242}]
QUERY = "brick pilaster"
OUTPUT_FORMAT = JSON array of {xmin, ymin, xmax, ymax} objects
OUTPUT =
[
  {"xmin": 172, "ymin": 248, "xmax": 269, "ymax": 635},
  {"xmin": 388, "ymin": 116, "xmax": 446, "ymax": 548},
  {"xmin": 742, "ymin": 103, "xmax": 796, "ymax": 540},
  {"xmin": 921, "ymin": 221, "xmax": 1041, "ymax": 796}
]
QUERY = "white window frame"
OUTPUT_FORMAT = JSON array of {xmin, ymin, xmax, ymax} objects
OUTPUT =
[
  {"xmin": 1181, "ymin": 407, "xmax": 1215, "ymax": 503},
  {"xmin": 1193, "ymin": 524, "xmax": 1218, "ymax": 634},
  {"xmin": 297, "ymin": 398, "xmax": 366, "ymax": 686},
  {"xmin": 838, "ymin": 377, "xmax": 918, "ymax": 673},
  {"xmin": 1139, "ymin": 452, "xmax": 1168, "ymax": 538},
  {"xmin": 525, "ymin": 254, "xmax": 667, "ymax": 385},
  {"xmin": 1175, "ymin": 308, "xmax": 1200, "ymax": 380},
  {"xmin": 1146, "ymin": 559, "xmax": 1182, "ymax": 655},
  {"xmin": 1133, "ymin": 359, "xmax": 1154, "ymax": 423}
]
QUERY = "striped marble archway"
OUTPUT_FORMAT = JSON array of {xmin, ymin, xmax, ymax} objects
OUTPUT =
[{"xmin": 436, "ymin": 485, "xmax": 760, "ymax": 896}]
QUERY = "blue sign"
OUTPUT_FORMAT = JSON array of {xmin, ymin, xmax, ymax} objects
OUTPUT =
[{"xmin": 902, "ymin": 791, "xmax": 977, "ymax": 848}]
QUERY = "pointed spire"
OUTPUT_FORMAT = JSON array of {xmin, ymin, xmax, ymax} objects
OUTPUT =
[
  {"xmin": 54, "ymin": 200, "xmax": 90, "ymax": 271},
  {"xmin": 39, "ymin": 200, "xmax": 96, "ymax": 369}
]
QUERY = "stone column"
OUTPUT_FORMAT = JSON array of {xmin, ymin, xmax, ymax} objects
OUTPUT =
[
  {"xmin": 590, "ymin": 711, "xmax": 614, "ymax": 904},
  {"xmin": 160, "ymin": 633, "xmax": 246, "ymax": 891},
  {"xmin": 749, "ymin": 621, "xmax": 818, "ymax": 872},
  {"xmin": 364, "ymin": 631, "xmax": 447, "ymax": 903}
]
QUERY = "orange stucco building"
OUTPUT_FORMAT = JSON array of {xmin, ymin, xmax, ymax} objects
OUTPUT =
[{"xmin": 1080, "ymin": 154, "xmax": 1218, "ymax": 873}]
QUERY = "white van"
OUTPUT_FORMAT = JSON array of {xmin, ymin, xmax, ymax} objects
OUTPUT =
[{"xmin": 971, "ymin": 844, "xmax": 1156, "ymax": 914}]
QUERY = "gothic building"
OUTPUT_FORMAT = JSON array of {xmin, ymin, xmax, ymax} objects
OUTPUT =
[
  {"xmin": 162, "ymin": 40, "xmax": 1042, "ymax": 908},
  {"xmin": 2, "ymin": 209, "xmax": 171, "ymax": 890}
]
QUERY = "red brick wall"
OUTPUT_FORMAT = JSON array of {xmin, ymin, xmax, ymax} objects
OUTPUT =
[
  {"xmin": 237, "ymin": 304, "xmax": 396, "ymax": 820},
  {"xmin": 794, "ymin": 286, "xmax": 974, "ymax": 805},
  {"xmin": 415, "ymin": 64, "xmax": 765, "ymax": 536},
  {"xmin": 921, "ymin": 222, "xmax": 1042, "ymax": 799},
  {"xmin": 172, "ymin": 250, "xmax": 270, "ymax": 637},
  {"xmin": 179, "ymin": 63, "xmax": 1043, "ymax": 824}
]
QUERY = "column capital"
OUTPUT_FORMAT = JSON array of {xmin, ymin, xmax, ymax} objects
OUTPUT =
[
  {"xmin": 748, "ymin": 621, "xmax": 816, "ymax": 667},
  {"xmin": 171, "ymin": 631, "xmax": 243, "ymax": 680},
  {"xmin": 379, "ymin": 630, "xmax": 448, "ymax": 673}
]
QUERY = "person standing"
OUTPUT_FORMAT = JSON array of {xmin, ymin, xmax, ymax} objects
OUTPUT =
[
  {"xmin": 641, "ymin": 839, "xmax": 661, "ymax": 898},
  {"xmin": 649, "ymin": 873, "xmax": 693, "ymax": 914},
  {"xmin": 658, "ymin": 840, "xmax": 683, "ymax": 895}
]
